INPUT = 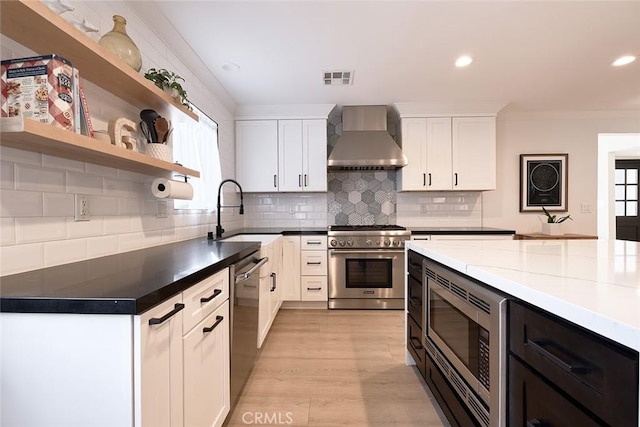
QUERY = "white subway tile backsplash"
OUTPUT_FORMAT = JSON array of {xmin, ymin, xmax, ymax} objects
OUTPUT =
[
  {"xmin": 143, "ymin": 229, "xmax": 163, "ymax": 247},
  {"xmin": 43, "ymin": 155, "xmax": 85, "ymax": 172},
  {"xmin": 43, "ymin": 193, "xmax": 74, "ymax": 217},
  {"xmin": 87, "ymin": 235, "xmax": 119, "ymax": 259},
  {"xmin": 0, "ymin": 218, "xmax": 16, "ymax": 245},
  {"xmin": 118, "ymin": 232, "xmax": 144, "ymax": 252},
  {"xmin": 66, "ymin": 171, "xmax": 104, "ymax": 195},
  {"xmin": 44, "ymin": 239, "xmax": 87, "ymax": 267},
  {"xmin": 0, "ymin": 146, "xmax": 41, "ymax": 166},
  {"xmin": 16, "ymin": 217, "xmax": 67, "ymax": 244},
  {"xmin": 0, "ymin": 189, "xmax": 43, "ymax": 217},
  {"xmin": 0, "ymin": 243, "xmax": 44, "ymax": 274},
  {"xmin": 67, "ymin": 217, "xmax": 104, "ymax": 239},
  {"xmin": 104, "ymin": 216, "xmax": 133, "ymax": 235},
  {"xmin": 88, "ymin": 196, "xmax": 119, "ymax": 216},
  {"xmin": 15, "ymin": 164, "xmax": 65, "ymax": 193},
  {"xmin": 1, "ymin": 161, "xmax": 14, "ymax": 189},
  {"xmin": 85, "ymin": 163, "xmax": 118, "ymax": 178}
]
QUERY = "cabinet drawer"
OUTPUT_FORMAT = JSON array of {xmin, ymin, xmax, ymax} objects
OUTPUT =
[
  {"xmin": 301, "ymin": 276, "xmax": 327, "ymax": 301},
  {"xmin": 406, "ymin": 314, "xmax": 425, "ymax": 378},
  {"xmin": 183, "ymin": 268, "xmax": 229, "ymax": 335},
  {"xmin": 301, "ymin": 236, "xmax": 327, "ymax": 250},
  {"xmin": 510, "ymin": 301, "xmax": 639, "ymax": 427},
  {"xmin": 509, "ymin": 355, "xmax": 601, "ymax": 427},
  {"xmin": 300, "ymin": 251, "xmax": 327, "ymax": 275}
]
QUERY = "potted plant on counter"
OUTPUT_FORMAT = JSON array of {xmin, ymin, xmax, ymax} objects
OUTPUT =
[{"xmin": 541, "ymin": 206, "xmax": 572, "ymax": 235}]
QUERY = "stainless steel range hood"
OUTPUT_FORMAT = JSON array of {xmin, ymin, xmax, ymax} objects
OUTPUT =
[{"xmin": 328, "ymin": 105, "xmax": 407, "ymax": 170}]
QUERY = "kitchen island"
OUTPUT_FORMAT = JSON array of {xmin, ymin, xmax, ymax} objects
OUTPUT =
[{"xmin": 406, "ymin": 238, "xmax": 640, "ymax": 426}]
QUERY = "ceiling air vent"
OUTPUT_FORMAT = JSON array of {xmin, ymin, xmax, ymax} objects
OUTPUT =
[{"xmin": 323, "ymin": 70, "xmax": 353, "ymax": 85}]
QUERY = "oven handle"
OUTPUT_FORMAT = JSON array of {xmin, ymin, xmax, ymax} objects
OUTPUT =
[{"xmin": 328, "ymin": 249, "xmax": 404, "ymax": 255}]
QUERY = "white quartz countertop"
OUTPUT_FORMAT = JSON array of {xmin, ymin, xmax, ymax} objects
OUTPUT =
[{"xmin": 406, "ymin": 239, "xmax": 640, "ymax": 352}]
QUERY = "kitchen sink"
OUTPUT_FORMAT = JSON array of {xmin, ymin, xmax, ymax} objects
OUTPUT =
[{"xmin": 221, "ymin": 234, "xmax": 281, "ymax": 245}]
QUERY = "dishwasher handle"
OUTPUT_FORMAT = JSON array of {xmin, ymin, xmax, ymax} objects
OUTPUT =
[{"xmin": 235, "ymin": 256, "xmax": 269, "ymax": 283}]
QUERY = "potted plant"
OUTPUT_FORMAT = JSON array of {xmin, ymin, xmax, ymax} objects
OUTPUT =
[
  {"xmin": 541, "ymin": 206, "xmax": 572, "ymax": 235},
  {"xmin": 144, "ymin": 68, "xmax": 192, "ymax": 111}
]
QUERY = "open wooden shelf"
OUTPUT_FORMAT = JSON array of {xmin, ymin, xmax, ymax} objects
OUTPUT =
[
  {"xmin": 1, "ymin": 118, "xmax": 200, "ymax": 178},
  {"xmin": 0, "ymin": 0, "xmax": 198, "ymax": 123}
]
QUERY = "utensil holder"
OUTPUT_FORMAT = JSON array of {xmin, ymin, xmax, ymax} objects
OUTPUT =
[{"xmin": 146, "ymin": 143, "xmax": 171, "ymax": 162}]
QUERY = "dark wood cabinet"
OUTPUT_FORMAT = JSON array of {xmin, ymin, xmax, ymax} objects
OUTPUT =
[{"xmin": 509, "ymin": 301, "xmax": 639, "ymax": 427}]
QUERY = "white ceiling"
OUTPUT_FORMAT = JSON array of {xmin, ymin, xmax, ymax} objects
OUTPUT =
[{"xmin": 139, "ymin": 1, "xmax": 640, "ymax": 113}]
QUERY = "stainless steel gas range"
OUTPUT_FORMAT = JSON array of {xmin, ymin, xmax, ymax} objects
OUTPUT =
[{"xmin": 327, "ymin": 225, "xmax": 411, "ymax": 309}]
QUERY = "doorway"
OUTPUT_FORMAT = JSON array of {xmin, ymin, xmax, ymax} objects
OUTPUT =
[{"xmin": 615, "ymin": 160, "xmax": 640, "ymax": 241}]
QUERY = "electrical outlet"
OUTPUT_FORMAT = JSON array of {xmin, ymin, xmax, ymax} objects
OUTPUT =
[
  {"xmin": 74, "ymin": 194, "xmax": 90, "ymax": 221},
  {"xmin": 420, "ymin": 204, "xmax": 428, "ymax": 214},
  {"xmin": 156, "ymin": 200, "xmax": 168, "ymax": 218}
]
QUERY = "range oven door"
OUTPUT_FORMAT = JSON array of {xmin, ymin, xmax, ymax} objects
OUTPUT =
[{"xmin": 328, "ymin": 249, "xmax": 404, "ymax": 299}]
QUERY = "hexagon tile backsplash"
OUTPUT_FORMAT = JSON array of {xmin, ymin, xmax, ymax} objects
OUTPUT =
[{"xmin": 328, "ymin": 171, "xmax": 397, "ymax": 225}]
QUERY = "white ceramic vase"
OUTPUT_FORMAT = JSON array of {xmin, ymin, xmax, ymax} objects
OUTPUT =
[{"xmin": 541, "ymin": 223, "xmax": 564, "ymax": 236}]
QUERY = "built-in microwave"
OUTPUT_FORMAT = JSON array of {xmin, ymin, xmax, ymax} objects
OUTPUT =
[{"xmin": 424, "ymin": 260, "xmax": 508, "ymax": 427}]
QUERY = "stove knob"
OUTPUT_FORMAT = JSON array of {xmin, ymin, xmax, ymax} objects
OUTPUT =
[
  {"xmin": 339, "ymin": 240, "xmax": 346, "ymax": 247},
  {"xmin": 330, "ymin": 239, "xmax": 338, "ymax": 247},
  {"xmin": 347, "ymin": 240, "xmax": 353, "ymax": 247},
  {"xmin": 366, "ymin": 239, "xmax": 373, "ymax": 246},
  {"xmin": 384, "ymin": 239, "xmax": 391, "ymax": 246},
  {"xmin": 393, "ymin": 240, "xmax": 401, "ymax": 246}
]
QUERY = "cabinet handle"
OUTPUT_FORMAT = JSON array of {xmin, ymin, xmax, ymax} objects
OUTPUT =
[
  {"xmin": 423, "ymin": 173, "xmax": 426, "ymax": 186},
  {"xmin": 299, "ymin": 174, "xmax": 302, "ymax": 187},
  {"xmin": 273, "ymin": 175, "xmax": 277, "ymax": 187},
  {"xmin": 270, "ymin": 272, "xmax": 276, "ymax": 292},
  {"xmin": 200, "ymin": 289, "xmax": 222, "ymax": 303},
  {"xmin": 526, "ymin": 419, "xmax": 551, "ymax": 427},
  {"xmin": 527, "ymin": 338, "xmax": 589, "ymax": 374},
  {"xmin": 149, "ymin": 303, "xmax": 185, "ymax": 325},
  {"xmin": 306, "ymin": 261, "xmax": 322, "ymax": 265},
  {"xmin": 428, "ymin": 173, "xmax": 432, "ymax": 186},
  {"xmin": 307, "ymin": 287, "xmax": 322, "ymax": 291},
  {"xmin": 454, "ymin": 173, "xmax": 458, "ymax": 186},
  {"xmin": 304, "ymin": 174, "xmax": 308, "ymax": 187},
  {"xmin": 410, "ymin": 336, "xmax": 423, "ymax": 350},
  {"xmin": 409, "ymin": 297, "xmax": 421, "ymax": 307},
  {"xmin": 203, "ymin": 315, "xmax": 224, "ymax": 333},
  {"xmin": 306, "ymin": 241, "xmax": 322, "ymax": 245}
]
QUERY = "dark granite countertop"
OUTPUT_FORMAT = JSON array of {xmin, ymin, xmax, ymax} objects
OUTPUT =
[
  {"xmin": 0, "ymin": 237, "xmax": 260, "ymax": 315},
  {"xmin": 225, "ymin": 227, "xmax": 327, "ymax": 236},
  {"xmin": 409, "ymin": 227, "xmax": 515, "ymax": 235}
]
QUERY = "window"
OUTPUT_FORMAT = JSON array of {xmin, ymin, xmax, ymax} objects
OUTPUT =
[
  {"xmin": 615, "ymin": 167, "xmax": 639, "ymax": 217},
  {"xmin": 172, "ymin": 106, "xmax": 222, "ymax": 211}
]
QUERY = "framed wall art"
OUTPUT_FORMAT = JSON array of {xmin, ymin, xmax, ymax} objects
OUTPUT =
[{"xmin": 519, "ymin": 154, "xmax": 568, "ymax": 212}]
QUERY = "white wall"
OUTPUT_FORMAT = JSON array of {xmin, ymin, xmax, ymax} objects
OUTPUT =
[
  {"xmin": 0, "ymin": 0, "xmax": 238, "ymax": 276},
  {"xmin": 484, "ymin": 110, "xmax": 640, "ymax": 234}
]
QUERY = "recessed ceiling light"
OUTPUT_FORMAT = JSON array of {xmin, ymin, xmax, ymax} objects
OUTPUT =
[
  {"xmin": 455, "ymin": 55, "xmax": 473, "ymax": 67},
  {"xmin": 222, "ymin": 62, "xmax": 240, "ymax": 72},
  {"xmin": 612, "ymin": 55, "xmax": 636, "ymax": 66}
]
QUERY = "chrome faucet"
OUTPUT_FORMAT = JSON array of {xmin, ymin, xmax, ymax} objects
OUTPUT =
[{"xmin": 209, "ymin": 179, "xmax": 244, "ymax": 240}]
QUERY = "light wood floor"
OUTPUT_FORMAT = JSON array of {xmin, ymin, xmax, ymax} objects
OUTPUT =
[{"xmin": 226, "ymin": 309, "xmax": 448, "ymax": 426}]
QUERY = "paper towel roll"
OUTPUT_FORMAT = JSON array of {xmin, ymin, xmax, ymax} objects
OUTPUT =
[{"xmin": 152, "ymin": 178, "xmax": 194, "ymax": 200}]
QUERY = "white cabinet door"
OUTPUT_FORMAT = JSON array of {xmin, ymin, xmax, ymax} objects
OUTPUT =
[
  {"xmin": 278, "ymin": 120, "xmax": 304, "ymax": 191},
  {"xmin": 452, "ymin": 117, "xmax": 496, "ymax": 190},
  {"xmin": 398, "ymin": 118, "xmax": 428, "ymax": 191},
  {"xmin": 139, "ymin": 294, "xmax": 184, "ymax": 427},
  {"xmin": 183, "ymin": 300, "xmax": 230, "ymax": 427},
  {"xmin": 301, "ymin": 276, "xmax": 328, "ymax": 301},
  {"xmin": 281, "ymin": 236, "xmax": 301, "ymax": 301},
  {"xmin": 425, "ymin": 117, "xmax": 453, "ymax": 190},
  {"xmin": 269, "ymin": 237, "xmax": 283, "ymax": 320},
  {"xmin": 303, "ymin": 119, "xmax": 327, "ymax": 191},
  {"xmin": 236, "ymin": 120, "xmax": 279, "ymax": 192}
]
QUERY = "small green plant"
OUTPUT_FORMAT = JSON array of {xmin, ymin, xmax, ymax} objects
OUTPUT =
[
  {"xmin": 542, "ymin": 206, "xmax": 572, "ymax": 223},
  {"xmin": 144, "ymin": 68, "xmax": 192, "ymax": 111}
]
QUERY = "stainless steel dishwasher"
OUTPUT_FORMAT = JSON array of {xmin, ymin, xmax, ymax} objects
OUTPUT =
[{"xmin": 228, "ymin": 252, "xmax": 269, "ymax": 414}]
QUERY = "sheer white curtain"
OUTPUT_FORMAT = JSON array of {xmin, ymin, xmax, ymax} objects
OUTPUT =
[{"xmin": 172, "ymin": 106, "xmax": 222, "ymax": 211}]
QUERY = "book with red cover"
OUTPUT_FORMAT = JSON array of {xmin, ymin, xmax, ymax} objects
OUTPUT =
[{"xmin": 78, "ymin": 77, "xmax": 94, "ymax": 137}]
